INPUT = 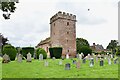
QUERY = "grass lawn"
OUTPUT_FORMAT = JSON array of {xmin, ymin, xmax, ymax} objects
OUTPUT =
[{"xmin": 2, "ymin": 58, "xmax": 118, "ymax": 78}]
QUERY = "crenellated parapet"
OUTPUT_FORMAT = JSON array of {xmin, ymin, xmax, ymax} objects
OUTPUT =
[{"xmin": 50, "ymin": 11, "xmax": 76, "ymax": 24}]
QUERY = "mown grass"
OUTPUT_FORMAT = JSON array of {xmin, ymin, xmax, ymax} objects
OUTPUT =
[{"xmin": 2, "ymin": 58, "xmax": 118, "ymax": 78}]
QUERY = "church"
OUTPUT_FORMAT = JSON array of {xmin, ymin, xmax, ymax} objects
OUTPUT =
[{"xmin": 36, "ymin": 11, "xmax": 76, "ymax": 58}]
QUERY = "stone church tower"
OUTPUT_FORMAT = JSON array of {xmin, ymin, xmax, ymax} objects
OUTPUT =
[{"xmin": 50, "ymin": 11, "xmax": 76, "ymax": 57}]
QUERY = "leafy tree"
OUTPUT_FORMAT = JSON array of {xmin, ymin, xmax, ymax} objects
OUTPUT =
[
  {"xmin": 106, "ymin": 40, "xmax": 118, "ymax": 54},
  {"xmin": 79, "ymin": 46, "xmax": 92, "ymax": 57},
  {"xmin": 0, "ymin": 0, "xmax": 19, "ymax": 19},
  {"xmin": 36, "ymin": 48, "xmax": 47, "ymax": 59},
  {"xmin": 76, "ymin": 38, "xmax": 90, "ymax": 54}
]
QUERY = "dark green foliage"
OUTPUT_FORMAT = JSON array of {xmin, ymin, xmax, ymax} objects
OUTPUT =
[
  {"xmin": 116, "ymin": 46, "xmax": 120, "ymax": 56},
  {"xmin": 79, "ymin": 46, "xmax": 92, "ymax": 57},
  {"xmin": 22, "ymin": 47, "xmax": 34, "ymax": 58},
  {"xmin": 2, "ymin": 45, "xmax": 17, "ymax": 61},
  {"xmin": 36, "ymin": 48, "xmax": 47, "ymax": 59},
  {"xmin": 49, "ymin": 47, "xmax": 62, "ymax": 59},
  {"xmin": 76, "ymin": 38, "xmax": 90, "ymax": 54},
  {"xmin": 99, "ymin": 51, "xmax": 106, "ymax": 55}
]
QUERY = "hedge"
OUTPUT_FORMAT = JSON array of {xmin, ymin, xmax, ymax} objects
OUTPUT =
[
  {"xmin": 2, "ymin": 45, "xmax": 17, "ymax": 61},
  {"xmin": 22, "ymin": 47, "xmax": 34, "ymax": 58},
  {"xmin": 49, "ymin": 47, "xmax": 62, "ymax": 59},
  {"xmin": 36, "ymin": 48, "xmax": 47, "ymax": 59}
]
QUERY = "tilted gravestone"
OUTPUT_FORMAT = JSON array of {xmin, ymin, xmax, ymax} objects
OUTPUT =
[
  {"xmin": 39, "ymin": 54, "xmax": 43, "ymax": 61},
  {"xmin": 17, "ymin": 54, "xmax": 22, "ymax": 62},
  {"xmin": 2, "ymin": 54, "xmax": 10, "ymax": 63},
  {"xmin": 44, "ymin": 60, "xmax": 49, "ymax": 66},
  {"xmin": 82, "ymin": 58, "xmax": 86, "ymax": 64},
  {"xmin": 100, "ymin": 59, "xmax": 104, "ymax": 66},
  {"xmin": 76, "ymin": 61, "xmax": 80, "ymax": 69},
  {"xmin": 26, "ymin": 52, "xmax": 32, "ymax": 62},
  {"xmin": 65, "ymin": 63, "xmax": 70, "ymax": 70}
]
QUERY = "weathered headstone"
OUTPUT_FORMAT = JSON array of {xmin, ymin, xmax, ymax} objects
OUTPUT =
[
  {"xmin": 76, "ymin": 54, "xmax": 79, "ymax": 59},
  {"xmin": 108, "ymin": 58, "xmax": 111, "ymax": 65},
  {"xmin": 26, "ymin": 52, "xmax": 32, "ymax": 62},
  {"xmin": 52, "ymin": 57, "xmax": 56, "ymax": 60},
  {"xmin": 100, "ymin": 59, "xmax": 104, "ymax": 66},
  {"xmin": 87, "ymin": 54, "xmax": 91, "ymax": 60},
  {"xmin": 2, "ymin": 54, "xmax": 10, "ymax": 63},
  {"xmin": 65, "ymin": 63, "xmax": 70, "ymax": 70},
  {"xmin": 90, "ymin": 58, "xmax": 94, "ymax": 67},
  {"xmin": 73, "ymin": 60, "xmax": 77, "ymax": 64},
  {"xmin": 76, "ymin": 61, "xmax": 80, "ymax": 69},
  {"xmin": 59, "ymin": 60, "xmax": 62, "ymax": 65},
  {"xmin": 39, "ymin": 54, "xmax": 43, "ymax": 61},
  {"xmin": 44, "ymin": 60, "xmax": 49, "ymax": 66},
  {"xmin": 66, "ymin": 54, "xmax": 69, "ymax": 59},
  {"xmin": 82, "ymin": 58, "xmax": 86, "ymax": 64},
  {"xmin": 114, "ymin": 58, "xmax": 118, "ymax": 64},
  {"xmin": 17, "ymin": 54, "xmax": 22, "ymax": 62},
  {"xmin": 79, "ymin": 54, "xmax": 82, "ymax": 60}
]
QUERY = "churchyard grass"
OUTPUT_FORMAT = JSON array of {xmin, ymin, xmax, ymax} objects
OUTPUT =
[{"xmin": 2, "ymin": 58, "xmax": 118, "ymax": 78}]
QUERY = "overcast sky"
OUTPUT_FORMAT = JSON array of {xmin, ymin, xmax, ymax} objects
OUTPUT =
[{"xmin": 0, "ymin": 0, "xmax": 119, "ymax": 48}]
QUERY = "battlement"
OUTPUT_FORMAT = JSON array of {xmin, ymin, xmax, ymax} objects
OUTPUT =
[{"xmin": 50, "ymin": 11, "xmax": 76, "ymax": 23}]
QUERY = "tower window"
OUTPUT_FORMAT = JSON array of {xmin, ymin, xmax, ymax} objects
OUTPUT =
[
  {"xmin": 67, "ymin": 22, "xmax": 69, "ymax": 26},
  {"xmin": 54, "ymin": 23, "xmax": 55, "ymax": 26},
  {"xmin": 67, "ymin": 32, "xmax": 69, "ymax": 34},
  {"xmin": 67, "ymin": 40, "xmax": 68, "ymax": 42},
  {"xmin": 68, "ymin": 50, "xmax": 69, "ymax": 52},
  {"xmin": 54, "ymin": 33, "xmax": 55, "ymax": 35}
]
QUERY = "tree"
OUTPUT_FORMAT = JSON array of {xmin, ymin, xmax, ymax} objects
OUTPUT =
[
  {"xmin": 76, "ymin": 38, "xmax": 90, "ymax": 54},
  {"xmin": 36, "ymin": 48, "xmax": 47, "ymax": 59},
  {"xmin": 106, "ymin": 40, "xmax": 118, "ymax": 54},
  {"xmin": 79, "ymin": 46, "xmax": 92, "ymax": 57},
  {"xmin": 0, "ymin": 0, "xmax": 19, "ymax": 19},
  {"xmin": 0, "ymin": 33, "xmax": 9, "ymax": 46}
]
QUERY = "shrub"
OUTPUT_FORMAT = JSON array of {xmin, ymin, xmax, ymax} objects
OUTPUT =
[
  {"xmin": 79, "ymin": 46, "xmax": 92, "ymax": 57},
  {"xmin": 22, "ymin": 47, "xmax": 34, "ymax": 58},
  {"xmin": 49, "ymin": 47, "xmax": 62, "ymax": 59},
  {"xmin": 36, "ymin": 48, "xmax": 47, "ymax": 59},
  {"xmin": 116, "ymin": 48, "xmax": 120, "ymax": 56},
  {"xmin": 2, "ymin": 45, "xmax": 17, "ymax": 61}
]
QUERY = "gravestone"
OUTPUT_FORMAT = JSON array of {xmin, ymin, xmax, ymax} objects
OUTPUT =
[
  {"xmin": 59, "ymin": 60, "xmax": 62, "ymax": 65},
  {"xmin": 100, "ymin": 59, "xmax": 104, "ymax": 66},
  {"xmin": 39, "ymin": 54, "xmax": 43, "ymax": 61},
  {"xmin": 17, "ymin": 54, "xmax": 22, "ymax": 62},
  {"xmin": 95, "ymin": 55, "xmax": 98, "ymax": 62},
  {"xmin": 79, "ymin": 54, "xmax": 82, "ymax": 60},
  {"xmin": 114, "ymin": 58, "xmax": 118, "ymax": 64},
  {"xmin": 2, "ymin": 54, "xmax": 10, "ymax": 63},
  {"xmin": 44, "ymin": 60, "xmax": 49, "ymax": 66},
  {"xmin": 61, "ymin": 56, "xmax": 65, "ymax": 60},
  {"xmin": 87, "ymin": 54, "xmax": 91, "ymax": 60},
  {"xmin": 82, "ymin": 58, "xmax": 86, "ymax": 64},
  {"xmin": 26, "ymin": 52, "xmax": 32, "ymax": 62},
  {"xmin": 90, "ymin": 58, "xmax": 94, "ymax": 67},
  {"xmin": 76, "ymin": 54, "xmax": 79, "ymax": 59},
  {"xmin": 108, "ymin": 58, "xmax": 111, "ymax": 65},
  {"xmin": 65, "ymin": 63, "xmax": 70, "ymax": 70},
  {"xmin": 76, "ymin": 61, "xmax": 80, "ymax": 69},
  {"xmin": 52, "ymin": 57, "xmax": 56, "ymax": 60},
  {"xmin": 66, "ymin": 54, "xmax": 69, "ymax": 59},
  {"xmin": 73, "ymin": 60, "xmax": 77, "ymax": 64}
]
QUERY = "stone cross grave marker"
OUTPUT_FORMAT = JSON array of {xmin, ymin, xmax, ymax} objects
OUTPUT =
[
  {"xmin": 76, "ymin": 61, "xmax": 80, "ymax": 69},
  {"xmin": 2, "ymin": 54, "xmax": 10, "ymax": 63},
  {"xmin": 27, "ymin": 52, "xmax": 32, "ymax": 62},
  {"xmin": 65, "ymin": 63, "xmax": 70, "ymax": 70},
  {"xmin": 44, "ymin": 60, "xmax": 49, "ymax": 66},
  {"xmin": 39, "ymin": 54, "xmax": 43, "ymax": 61},
  {"xmin": 17, "ymin": 54, "xmax": 22, "ymax": 62},
  {"xmin": 100, "ymin": 59, "xmax": 104, "ymax": 66}
]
